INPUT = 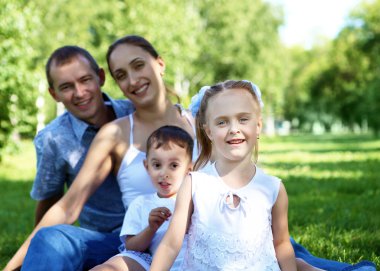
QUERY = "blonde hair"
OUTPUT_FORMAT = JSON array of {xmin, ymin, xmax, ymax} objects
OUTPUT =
[{"xmin": 194, "ymin": 80, "xmax": 262, "ymax": 170}]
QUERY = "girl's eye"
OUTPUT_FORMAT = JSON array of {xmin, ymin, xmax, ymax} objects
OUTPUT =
[
  {"xmin": 216, "ymin": 120, "xmax": 226, "ymax": 126},
  {"xmin": 240, "ymin": 117, "xmax": 249, "ymax": 123}
]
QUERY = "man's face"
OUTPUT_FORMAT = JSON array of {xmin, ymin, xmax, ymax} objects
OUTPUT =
[{"xmin": 48, "ymin": 55, "xmax": 105, "ymax": 124}]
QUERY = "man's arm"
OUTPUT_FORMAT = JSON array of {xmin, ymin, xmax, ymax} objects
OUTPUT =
[
  {"xmin": 34, "ymin": 193, "xmax": 63, "ymax": 226},
  {"xmin": 4, "ymin": 122, "xmax": 121, "ymax": 270}
]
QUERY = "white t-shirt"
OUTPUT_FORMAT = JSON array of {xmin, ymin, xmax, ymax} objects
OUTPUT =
[{"xmin": 120, "ymin": 193, "xmax": 187, "ymax": 270}]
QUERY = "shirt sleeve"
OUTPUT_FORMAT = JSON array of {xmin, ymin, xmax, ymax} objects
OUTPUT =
[
  {"xmin": 120, "ymin": 196, "xmax": 145, "ymax": 242},
  {"xmin": 30, "ymin": 130, "xmax": 66, "ymax": 200}
]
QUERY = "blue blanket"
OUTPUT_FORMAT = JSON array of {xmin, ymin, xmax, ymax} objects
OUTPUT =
[{"xmin": 291, "ymin": 238, "xmax": 377, "ymax": 271}]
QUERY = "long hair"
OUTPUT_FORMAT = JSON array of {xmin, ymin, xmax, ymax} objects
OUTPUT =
[{"xmin": 194, "ymin": 80, "xmax": 262, "ymax": 170}]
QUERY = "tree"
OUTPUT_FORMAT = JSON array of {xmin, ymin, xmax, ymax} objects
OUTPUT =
[{"xmin": 0, "ymin": 1, "xmax": 41, "ymax": 159}]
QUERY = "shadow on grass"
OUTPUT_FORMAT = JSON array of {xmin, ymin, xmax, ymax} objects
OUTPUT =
[
  {"xmin": 261, "ymin": 146, "xmax": 380, "ymax": 155},
  {"xmin": 263, "ymin": 133, "xmax": 379, "ymax": 144},
  {"xmin": 0, "ymin": 180, "xmax": 35, "ymax": 269},
  {"xmin": 263, "ymin": 158, "xmax": 380, "ymax": 174}
]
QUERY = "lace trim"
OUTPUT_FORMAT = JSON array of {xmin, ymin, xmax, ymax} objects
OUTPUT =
[{"xmin": 183, "ymin": 224, "xmax": 280, "ymax": 270}]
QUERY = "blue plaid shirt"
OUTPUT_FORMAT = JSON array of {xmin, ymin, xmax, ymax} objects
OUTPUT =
[{"xmin": 31, "ymin": 93, "xmax": 135, "ymax": 232}]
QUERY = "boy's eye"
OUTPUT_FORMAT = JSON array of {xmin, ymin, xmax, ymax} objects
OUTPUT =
[
  {"xmin": 170, "ymin": 163, "xmax": 179, "ymax": 169},
  {"xmin": 240, "ymin": 117, "xmax": 249, "ymax": 123},
  {"xmin": 152, "ymin": 162, "xmax": 161, "ymax": 169}
]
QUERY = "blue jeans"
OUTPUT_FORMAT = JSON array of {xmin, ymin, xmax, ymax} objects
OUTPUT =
[
  {"xmin": 291, "ymin": 237, "xmax": 376, "ymax": 271},
  {"xmin": 21, "ymin": 224, "xmax": 121, "ymax": 271}
]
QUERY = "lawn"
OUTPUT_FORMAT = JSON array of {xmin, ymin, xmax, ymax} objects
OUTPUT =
[{"xmin": 0, "ymin": 134, "xmax": 379, "ymax": 269}]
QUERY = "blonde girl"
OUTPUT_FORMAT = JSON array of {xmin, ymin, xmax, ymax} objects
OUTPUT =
[{"xmin": 151, "ymin": 80, "xmax": 297, "ymax": 271}]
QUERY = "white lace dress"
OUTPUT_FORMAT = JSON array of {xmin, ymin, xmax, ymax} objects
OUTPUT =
[{"xmin": 182, "ymin": 163, "xmax": 281, "ymax": 271}]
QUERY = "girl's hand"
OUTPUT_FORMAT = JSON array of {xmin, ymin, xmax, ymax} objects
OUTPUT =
[{"xmin": 148, "ymin": 207, "xmax": 171, "ymax": 232}]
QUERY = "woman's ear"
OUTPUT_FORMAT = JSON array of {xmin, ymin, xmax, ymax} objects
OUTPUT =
[{"xmin": 157, "ymin": 56, "xmax": 166, "ymax": 76}]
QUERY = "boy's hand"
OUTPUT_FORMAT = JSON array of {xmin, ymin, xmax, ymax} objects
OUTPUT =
[{"xmin": 149, "ymin": 207, "xmax": 171, "ymax": 232}]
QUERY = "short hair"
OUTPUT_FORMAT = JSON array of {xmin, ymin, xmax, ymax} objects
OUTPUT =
[
  {"xmin": 45, "ymin": 45, "xmax": 100, "ymax": 88},
  {"xmin": 146, "ymin": 125, "xmax": 193, "ymax": 161}
]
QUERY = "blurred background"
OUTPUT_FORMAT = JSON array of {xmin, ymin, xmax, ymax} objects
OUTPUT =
[{"xmin": 1, "ymin": 0, "xmax": 379, "ymax": 158}]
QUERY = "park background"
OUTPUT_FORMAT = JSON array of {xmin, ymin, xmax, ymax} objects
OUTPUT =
[{"xmin": 0, "ymin": 0, "xmax": 379, "ymax": 268}]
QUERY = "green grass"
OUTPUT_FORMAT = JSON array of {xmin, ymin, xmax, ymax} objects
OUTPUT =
[
  {"xmin": 0, "ymin": 135, "xmax": 379, "ymax": 269},
  {"xmin": 260, "ymin": 134, "xmax": 380, "ymax": 268}
]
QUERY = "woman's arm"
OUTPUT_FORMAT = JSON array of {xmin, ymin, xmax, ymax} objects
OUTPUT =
[
  {"xmin": 4, "ymin": 123, "xmax": 121, "ymax": 271},
  {"xmin": 150, "ymin": 174, "xmax": 193, "ymax": 271},
  {"xmin": 272, "ymin": 182, "xmax": 297, "ymax": 271}
]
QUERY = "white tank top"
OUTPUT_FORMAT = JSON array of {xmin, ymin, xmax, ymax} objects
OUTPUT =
[
  {"xmin": 182, "ymin": 163, "xmax": 281, "ymax": 271},
  {"xmin": 117, "ymin": 107, "xmax": 198, "ymax": 210}
]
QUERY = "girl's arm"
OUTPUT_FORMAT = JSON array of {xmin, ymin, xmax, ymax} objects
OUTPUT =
[
  {"xmin": 4, "ymin": 124, "xmax": 121, "ymax": 271},
  {"xmin": 125, "ymin": 207, "xmax": 171, "ymax": 252},
  {"xmin": 150, "ymin": 174, "xmax": 193, "ymax": 271},
  {"xmin": 272, "ymin": 182, "xmax": 297, "ymax": 271}
]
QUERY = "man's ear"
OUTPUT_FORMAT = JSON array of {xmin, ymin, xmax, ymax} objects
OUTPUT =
[
  {"xmin": 98, "ymin": 68, "xmax": 106, "ymax": 87},
  {"xmin": 48, "ymin": 87, "xmax": 60, "ymax": 102}
]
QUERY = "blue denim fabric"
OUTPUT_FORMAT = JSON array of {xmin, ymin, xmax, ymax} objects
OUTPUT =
[
  {"xmin": 31, "ymin": 93, "xmax": 134, "ymax": 232},
  {"xmin": 291, "ymin": 238, "xmax": 376, "ymax": 271},
  {"xmin": 21, "ymin": 224, "xmax": 121, "ymax": 271}
]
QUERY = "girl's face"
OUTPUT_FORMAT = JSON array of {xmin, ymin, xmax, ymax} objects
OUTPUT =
[
  {"xmin": 144, "ymin": 142, "xmax": 192, "ymax": 198},
  {"xmin": 108, "ymin": 44, "xmax": 166, "ymax": 108},
  {"xmin": 204, "ymin": 88, "xmax": 262, "ymax": 163}
]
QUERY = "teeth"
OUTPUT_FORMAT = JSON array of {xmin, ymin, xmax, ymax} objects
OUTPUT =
[
  {"xmin": 134, "ymin": 85, "xmax": 147, "ymax": 94},
  {"xmin": 229, "ymin": 139, "xmax": 244, "ymax": 144},
  {"xmin": 77, "ymin": 100, "xmax": 90, "ymax": 106}
]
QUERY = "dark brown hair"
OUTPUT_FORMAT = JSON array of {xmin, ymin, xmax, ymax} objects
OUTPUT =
[
  {"xmin": 146, "ymin": 125, "xmax": 194, "ymax": 161},
  {"xmin": 46, "ymin": 46, "xmax": 100, "ymax": 89},
  {"xmin": 106, "ymin": 35, "xmax": 180, "ymax": 103}
]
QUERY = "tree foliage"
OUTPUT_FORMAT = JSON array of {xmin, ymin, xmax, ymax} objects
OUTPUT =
[
  {"xmin": 283, "ymin": 0, "xmax": 380, "ymax": 134},
  {"xmin": 1, "ymin": 0, "xmax": 379, "ymax": 160}
]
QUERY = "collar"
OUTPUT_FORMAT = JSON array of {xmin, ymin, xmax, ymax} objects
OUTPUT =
[{"xmin": 68, "ymin": 92, "xmax": 115, "ymax": 141}]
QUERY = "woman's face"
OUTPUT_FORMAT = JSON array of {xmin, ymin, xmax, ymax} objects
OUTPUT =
[{"xmin": 109, "ymin": 44, "xmax": 166, "ymax": 108}]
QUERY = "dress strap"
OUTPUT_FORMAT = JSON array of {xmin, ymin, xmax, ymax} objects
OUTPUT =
[
  {"xmin": 175, "ymin": 104, "xmax": 196, "ymax": 136},
  {"xmin": 128, "ymin": 114, "xmax": 134, "ymax": 146}
]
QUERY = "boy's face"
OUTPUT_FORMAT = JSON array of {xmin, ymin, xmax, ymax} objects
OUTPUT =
[{"xmin": 144, "ymin": 142, "xmax": 192, "ymax": 198}]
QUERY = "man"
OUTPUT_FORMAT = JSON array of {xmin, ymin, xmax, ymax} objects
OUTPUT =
[{"xmin": 11, "ymin": 46, "xmax": 134, "ymax": 270}]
